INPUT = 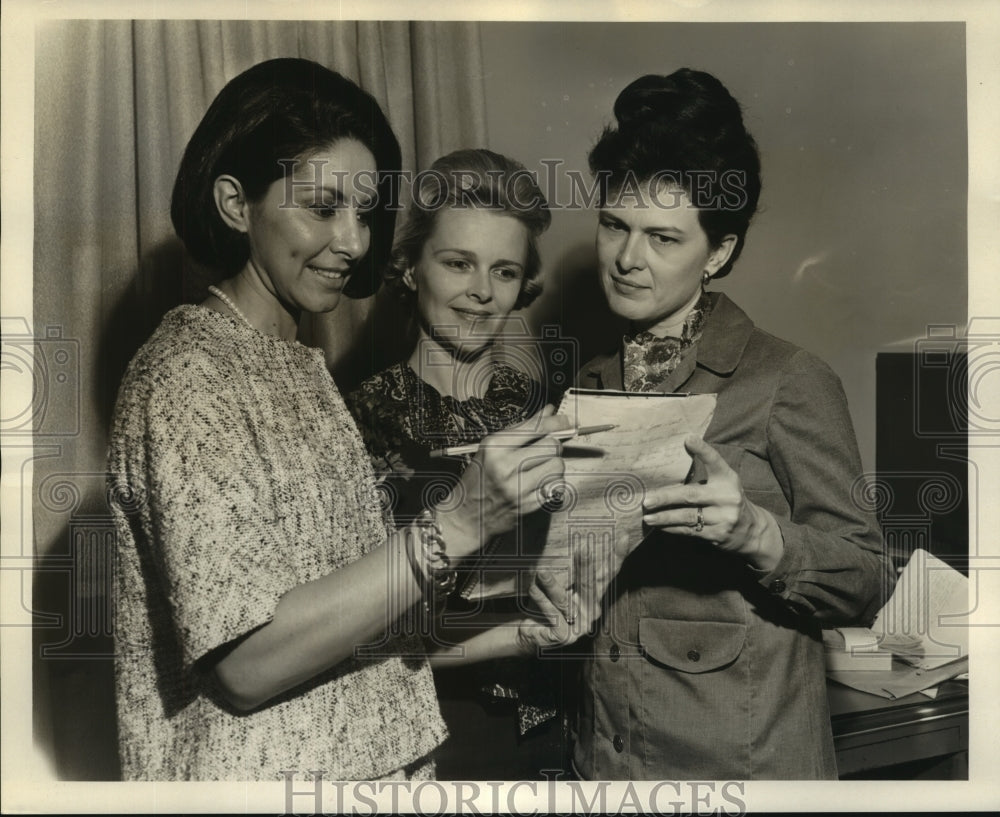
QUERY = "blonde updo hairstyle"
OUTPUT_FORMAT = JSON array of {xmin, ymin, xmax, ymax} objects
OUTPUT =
[{"xmin": 385, "ymin": 148, "xmax": 551, "ymax": 309}]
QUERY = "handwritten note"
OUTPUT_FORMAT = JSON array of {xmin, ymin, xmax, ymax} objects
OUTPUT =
[
  {"xmin": 458, "ymin": 389, "xmax": 717, "ymax": 605},
  {"xmin": 872, "ymin": 548, "xmax": 969, "ymax": 670},
  {"xmin": 523, "ymin": 389, "xmax": 718, "ymax": 606},
  {"xmin": 826, "ymin": 549, "xmax": 969, "ymax": 698}
]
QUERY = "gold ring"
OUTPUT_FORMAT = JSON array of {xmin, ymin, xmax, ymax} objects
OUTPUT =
[{"xmin": 694, "ymin": 506, "xmax": 704, "ymax": 532}]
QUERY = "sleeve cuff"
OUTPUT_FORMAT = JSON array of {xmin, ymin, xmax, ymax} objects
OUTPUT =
[{"xmin": 746, "ymin": 513, "xmax": 801, "ymax": 598}]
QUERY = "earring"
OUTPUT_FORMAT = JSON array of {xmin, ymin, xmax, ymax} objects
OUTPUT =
[{"xmin": 702, "ymin": 270, "xmax": 712, "ymax": 288}]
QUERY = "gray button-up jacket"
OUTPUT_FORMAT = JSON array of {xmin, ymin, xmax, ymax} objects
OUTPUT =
[{"xmin": 570, "ymin": 293, "xmax": 892, "ymax": 780}]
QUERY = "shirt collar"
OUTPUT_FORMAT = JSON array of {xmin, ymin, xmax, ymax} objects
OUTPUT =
[{"xmin": 582, "ymin": 292, "xmax": 755, "ymax": 389}]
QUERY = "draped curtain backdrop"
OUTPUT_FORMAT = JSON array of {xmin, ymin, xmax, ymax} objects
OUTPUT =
[{"xmin": 31, "ymin": 19, "xmax": 487, "ymax": 780}]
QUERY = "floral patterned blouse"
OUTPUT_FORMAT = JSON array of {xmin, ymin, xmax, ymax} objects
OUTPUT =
[
  {"xmin": 345, "ymin": 361, "xmax": 543, "ymax": 523},
  {"xmin": 345, "ymin": 361, "xmax": 558, "ymax": 734}
]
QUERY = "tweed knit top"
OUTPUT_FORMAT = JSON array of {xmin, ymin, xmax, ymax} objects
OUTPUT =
[{"xmin": 107, "ymin": 305, "xmax": 447, "ymax": 781}]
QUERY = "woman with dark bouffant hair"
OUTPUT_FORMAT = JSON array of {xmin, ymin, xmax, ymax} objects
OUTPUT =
[
  {"xmin": 569, "ymin": 68, "xmax": 892, "ymax": 779},
  {"xmin": 346, "ymin": 149, "xmax": 573, "ymax": 779},
  {"xmin": 107, "ymin": 60, "xmax": 575, "ymax": 782}
]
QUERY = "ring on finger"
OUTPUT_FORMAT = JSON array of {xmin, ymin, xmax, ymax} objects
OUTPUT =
[
  {"xmin": 541, "ymin": 482, "xmax": 565, "ymax": 507},
  {"xmin": 560, "ymin": 595, "xmax": 575, "ymax": 625},
  {"xmin": 694, "ymin": 506, "xmax": 704, "ymax": 533}
]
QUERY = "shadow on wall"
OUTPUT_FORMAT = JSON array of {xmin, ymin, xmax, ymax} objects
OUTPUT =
[
  {"xmin": 33, "ymin": 236, "xmax": 195, "ymax": 781},
  {"xmin": 33, "ymin": 554, "xmax": 121, "ymax": 780},
  {"xmin": 307, "ymin": 284, "xmax": 417, "ymax": 394},
  {"xmin": 531, "ymin": 242, "xmax": 625, "ymax": 390},
  {"xmin": 97, "ymin": 237, "xmax": 208, "ymax": 431}
]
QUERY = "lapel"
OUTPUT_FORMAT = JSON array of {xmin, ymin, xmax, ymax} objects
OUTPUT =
[
  {"xmin": 655, "ymin": 346, "xmax": 699, "ymax": 393},
  {"xmin": 596, "ymin": 351, "xmax": 623, "ymax": 390},
  {"xmin": 660, "ymin": 292, "xmax": 754, "ymax": 391},
  {"xmin": 693, "ymin": 292, "xmax": 754, "ymax": 379},
  {"xmin": 579, "ymin": 293, "xmax": 755, "ymax": 392},
  {"xmin": 580, "ymin": 348, "xmax": 624, "ymax": 391}
]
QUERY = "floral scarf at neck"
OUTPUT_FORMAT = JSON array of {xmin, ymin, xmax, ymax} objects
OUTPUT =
[{"xmin": 623, "ymin": 291, "xmax": 714, "ymax": 392}]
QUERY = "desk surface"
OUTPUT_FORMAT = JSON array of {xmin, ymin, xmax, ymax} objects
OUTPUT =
[
  {"xmin": 829, "ymin": 678, "xmax": 967, "ymax": 720},
  {"xmin": 828, "ymin": 679, "xmax": 968, "ymax": 778}
]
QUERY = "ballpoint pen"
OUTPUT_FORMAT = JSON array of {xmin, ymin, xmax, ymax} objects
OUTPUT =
[{"xmin": 428, "ymin": 423, "xmax": 617, "ymax": 458}]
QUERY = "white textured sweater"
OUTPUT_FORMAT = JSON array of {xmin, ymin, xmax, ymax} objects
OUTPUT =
[{"xmin": 108, "ymin": 306, "xmax": 446, "ymax": 781}]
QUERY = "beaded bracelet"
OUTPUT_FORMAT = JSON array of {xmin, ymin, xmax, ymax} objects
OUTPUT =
[{"xmin": 405, "ymin": 507, "xmax": 457, "ymax": 615}]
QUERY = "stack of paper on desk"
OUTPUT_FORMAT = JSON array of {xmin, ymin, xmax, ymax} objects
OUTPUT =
[
  {"xmin": 872, "ymin": 548, "xmax": 969, "ymax": 669},
  {"xmin": 822, "ymin": 627, "xmax": 893, "ymax": 672},
  {"xmin": 826, "ymin": 548, "xmax": 969, "ymax": 699}
]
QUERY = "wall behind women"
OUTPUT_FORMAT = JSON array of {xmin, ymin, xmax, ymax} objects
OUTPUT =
[{"xmin": 481, "ymin": 22, "xmax": 967, "ymax": 473}]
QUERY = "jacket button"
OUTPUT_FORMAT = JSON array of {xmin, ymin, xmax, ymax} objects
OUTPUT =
[
  {"xmin": 687, "ymin": 649, "xmax": 701, "ymax": 662},
  {"xmin": 613, "ymin": 734, "xmax": 624, "ymax": 753},
  {"xmin": 610, "ymin": 643, "xmax": 621, "ymax": 662},
  {"xmin": 770, "ymin": 579, "xmax": 787, "ymax": 594}
]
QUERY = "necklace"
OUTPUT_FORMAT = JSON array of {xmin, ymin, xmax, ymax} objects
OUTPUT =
[{"xmin": 207, "ymin": 285, "xmax": 254, "ymax": 330}]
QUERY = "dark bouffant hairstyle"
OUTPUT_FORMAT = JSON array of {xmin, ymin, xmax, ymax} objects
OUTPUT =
[
  {"xmin": 588, "ymin": 68, "xmax": 761, "ymax": 278},
  {"xmin": 386, "ymin": 149, "xmax": 551, "ymax": 310},
  {"xmin": 170, "ymin": 58, "xmax": 401, "ymax": 298}
]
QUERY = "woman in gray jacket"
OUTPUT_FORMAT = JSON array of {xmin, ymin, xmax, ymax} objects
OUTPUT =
[{"xmin": 569, "ymin": 68, "xmax": 893, "ymax": 780}]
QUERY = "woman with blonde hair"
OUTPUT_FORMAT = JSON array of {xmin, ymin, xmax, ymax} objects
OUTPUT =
[{"xmin": 348, "ymin": 148, "xmax": 573, "ymax": 779}]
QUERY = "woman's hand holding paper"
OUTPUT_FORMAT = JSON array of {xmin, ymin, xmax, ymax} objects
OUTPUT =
[
  {"xmin": 515, "ymin": 569, "xmax": 602, "ymax": 653},
  {"xmin": 641, "ymin": 434, "xmax": 784, "ymax": 572}
]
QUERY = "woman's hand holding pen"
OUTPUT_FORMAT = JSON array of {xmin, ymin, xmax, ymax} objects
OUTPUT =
[
  {"xmin": 640, "ymin": 434, "xmax": 784, "ymax": 572},
  {"xmin": 436, "ymin": 408, "xmax": 570, "ymax": 558}
]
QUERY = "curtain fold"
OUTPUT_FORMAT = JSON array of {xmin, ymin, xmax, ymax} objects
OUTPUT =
[{"xmin": 31, "ymin": 18, "xmax": 487, "ymax": 780}]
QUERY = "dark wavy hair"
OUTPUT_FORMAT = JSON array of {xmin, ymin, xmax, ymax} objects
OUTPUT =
[
  {"xmin": 588, "ymin": 68, "xmax": 761, "ymax": 279},
  {"xmin": 386, "ymin": 149, "xmax": 551, "ymax": 310},
  {"xmin": 170, "ymin": 58, "xmax": 401, "ymax": 298}
]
